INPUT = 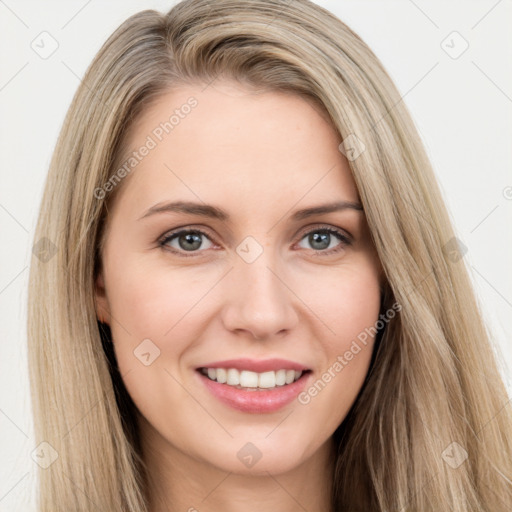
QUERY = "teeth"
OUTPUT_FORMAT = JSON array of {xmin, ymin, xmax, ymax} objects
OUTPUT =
[
  {"xmin": 226, "ymin": 368, "xmax": 240, "ymax": 385},
  {"xmin": 257, "ymin": 371, "xmax": 275, "ymax": 388},
  {"xmin": 275, "ymin": 369, "xmax": 286, "ymax": 386},
  {"xmin": 200, "ymin": 367, "xmax": 305, "ymax": 389},
  {"xmin": 216, "ymin": 368, "xmax": 227, "ymax": 383},
  {"xmin": 240, "ymin": 370, "xmax": 259, "ymax": 387}
]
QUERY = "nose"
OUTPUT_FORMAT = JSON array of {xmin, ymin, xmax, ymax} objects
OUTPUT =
[{"xmin": 221, "ymin": 250, "xmax": 299, "ymax": 340}]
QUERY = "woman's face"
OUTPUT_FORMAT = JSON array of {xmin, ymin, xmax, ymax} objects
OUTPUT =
[{"xmin": 95, "ymin": 80, "xmax": 383, "ymax": 476}]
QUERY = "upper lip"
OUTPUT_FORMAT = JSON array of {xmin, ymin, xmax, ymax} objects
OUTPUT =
[{"xmin": 196, "ymin": 358, "xmax": 310, "ymax": 373}]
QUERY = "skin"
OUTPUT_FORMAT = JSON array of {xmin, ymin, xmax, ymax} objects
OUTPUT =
[{"xmin": 95, "ymin": 80, "xmax": 384, "ymax": 512}]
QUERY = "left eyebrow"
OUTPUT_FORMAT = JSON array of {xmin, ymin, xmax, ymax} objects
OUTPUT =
[
  {"xmin": 291, "ymin": 200, "xmax": 364, "ymax": 220},
  {"xmin": 137, "ymin": 199, "xmax": 364, "ymax": 222}
]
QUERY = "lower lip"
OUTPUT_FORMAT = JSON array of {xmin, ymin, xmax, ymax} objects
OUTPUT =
[{"xmin": 197, "ymin": 370, "xmax": 312, "ymax": 414}]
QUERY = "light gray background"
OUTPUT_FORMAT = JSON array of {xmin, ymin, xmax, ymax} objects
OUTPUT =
[{"xmin": 1, "ymin": 1, "xmax": 511, "ymax": 510}]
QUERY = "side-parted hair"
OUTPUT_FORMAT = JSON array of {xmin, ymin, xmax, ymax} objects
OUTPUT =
[{"xmin": 27, "ymin": 0, "xmax": 512, "ymax": 510}]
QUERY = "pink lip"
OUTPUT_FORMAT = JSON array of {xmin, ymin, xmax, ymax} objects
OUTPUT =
[
  {"xmin": 196, "ymin": 370, "xmax": 313, "ymax": 414},
  {"xmin": 196, "ymin": 358, "xmax": 310, "ymax": 373}
]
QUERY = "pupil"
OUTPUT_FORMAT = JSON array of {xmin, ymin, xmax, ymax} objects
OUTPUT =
[
  {"xmin": 180, "ymin": 233, "xmax": 201, "ymax": 251},
  {"xmin": 310, "ymin": 232, "xmax": 329, "ymax": 250}
]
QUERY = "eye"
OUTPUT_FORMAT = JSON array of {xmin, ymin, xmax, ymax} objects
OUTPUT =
[
  {"xmin": 159, "ymin": 229, "xmax": 214, "ymax": 256},
  {"xmin": 296, "ymin": 226, "xmax": 351, "ymax": 255}
]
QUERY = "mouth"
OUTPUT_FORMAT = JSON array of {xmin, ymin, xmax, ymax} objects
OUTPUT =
[
  {"xmin": 195, "ymin": 366, "xmax": 313, "ymax": 413},
  {"xmin": 197, "ymin": 367, "xmax": 312, "ymax": 390}
]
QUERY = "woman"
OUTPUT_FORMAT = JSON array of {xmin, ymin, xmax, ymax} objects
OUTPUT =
[{"xmin": 27, "ymin": 0, "xmax": 512, "ymax": 510}]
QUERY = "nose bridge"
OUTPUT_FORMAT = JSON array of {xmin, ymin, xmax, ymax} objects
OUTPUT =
[{"xmin": 221, "ymin": 236, "xmax": 298, "ymax": 338}]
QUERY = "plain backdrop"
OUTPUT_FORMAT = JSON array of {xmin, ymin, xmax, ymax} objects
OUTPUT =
[{"xmin": 1, "ymin": 1, "xmax": 511, "ymax": 510}]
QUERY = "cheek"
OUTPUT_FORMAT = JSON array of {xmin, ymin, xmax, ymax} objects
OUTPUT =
[
  {"xmin": 106, "ymin": 254, "xmax": 209, "ymax": 337},
  {"xmin": 330, "ymin": 268, "xmax": 381, "ymax": 376},
  {"xmin": 296, "ymin": 263, "xmax": 382, "ymax": 425},
  {"xmin": 304, "ymin": 260, "xmax": 382, "ymax": 349},
  {"xmin": 104, "ymin": 260, "xmax": 208, "ymax": 427}
]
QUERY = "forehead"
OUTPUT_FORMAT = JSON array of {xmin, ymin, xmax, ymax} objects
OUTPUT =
[{"xmin": 110, "ymin": 81, "xmax": 360, "ymax": 219}]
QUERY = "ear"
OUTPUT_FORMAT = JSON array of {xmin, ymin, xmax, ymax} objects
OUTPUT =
[{"xmin": 94, "ymin": 269, "xmax": 111, "ymax": 325}]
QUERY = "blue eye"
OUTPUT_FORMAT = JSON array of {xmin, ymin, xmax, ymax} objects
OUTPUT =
[
  {"xmin": 160, "ymin": 230, "xmax": 214, "ymax": 254},
  {"xmin": 297, "ymin": 227, "xmax": 351, "ymax": 254},
  {"xmin": 159, "ymin": 225, "xmax": 351, "ymax": 257}
]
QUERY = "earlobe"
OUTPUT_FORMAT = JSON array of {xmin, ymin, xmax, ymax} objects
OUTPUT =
[{"xmin": 94, "ymin": 270, "xmax": 110, "ymax": 324}]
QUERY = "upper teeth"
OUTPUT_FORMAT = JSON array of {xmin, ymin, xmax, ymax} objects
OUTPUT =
[{"xmin": 201, "ymin": 368, "xmax": 303, "ymax": 388}]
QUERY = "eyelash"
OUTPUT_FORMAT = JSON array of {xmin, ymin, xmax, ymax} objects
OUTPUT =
[{"xmin": 158, "ymin": 225, "xmax": 352, "ymax": 258}]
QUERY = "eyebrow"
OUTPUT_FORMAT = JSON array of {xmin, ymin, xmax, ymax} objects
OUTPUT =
[{"xmin": 138, "ymin": 199, "xmax": 364, "ymax": 222}]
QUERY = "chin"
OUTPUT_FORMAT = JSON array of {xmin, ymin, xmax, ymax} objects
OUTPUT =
[{"xmin": 204, "ymin": 439, "xmax": 312, "ymax": 476}]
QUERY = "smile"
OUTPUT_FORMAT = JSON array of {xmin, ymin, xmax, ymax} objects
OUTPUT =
[
  {"xmin": 196, "ymin": 367, "xmax": 313, "ymax": 413},
  {"xmin": 199, "ymin": 367, "xmax": 305, "ymax": 389}
]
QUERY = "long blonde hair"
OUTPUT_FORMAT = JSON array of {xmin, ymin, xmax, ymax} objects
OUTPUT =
[{"xmin": 27, "ymin": 0, "xmax": 512, "ymax": 510}]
